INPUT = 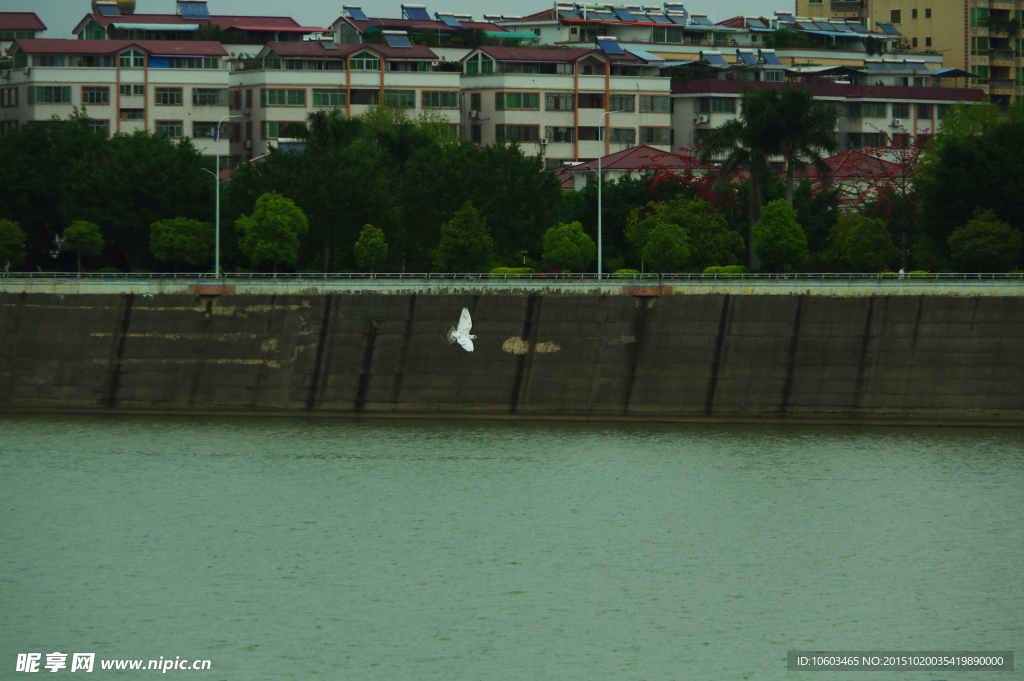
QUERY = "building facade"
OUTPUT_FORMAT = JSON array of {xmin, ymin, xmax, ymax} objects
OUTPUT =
[
  {"xmin": 1, "ymin": 39, "xmax": 230, "ymax": 154},
  {"xmin": 797, "ymin": 0, "xmax": 1024, "ymax": 105}
]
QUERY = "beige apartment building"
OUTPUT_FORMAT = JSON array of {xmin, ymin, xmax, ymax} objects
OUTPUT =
[{"xmin": 797, "ymin": 0, "xmax": 1024, "ymax": 105}]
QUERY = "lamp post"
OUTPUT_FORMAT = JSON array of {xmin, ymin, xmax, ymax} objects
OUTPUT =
[
  {"xmin": 596, "ymin": 109, "xmax": 623, "ymax": 278},
  {"xmin": 210, "ymin": 113, "xmax": 239, "ymax": 278}
]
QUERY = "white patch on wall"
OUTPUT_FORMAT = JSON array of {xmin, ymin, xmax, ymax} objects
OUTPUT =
[{"xmin": 502, "ymin": 338, "xmax": 562, "ymax": 355}]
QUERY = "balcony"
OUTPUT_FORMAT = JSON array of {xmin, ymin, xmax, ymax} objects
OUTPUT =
[
  {"xmin": 989, "ymin": 49, "xmax": 1016, "ymax": 66},
  {"xmin": 988, "ymin": 78, "xmax": 1017, "ymax": 93},
  {"xmin": 831, "ymin": 1, "xmax": 864, "ymax": 14}
]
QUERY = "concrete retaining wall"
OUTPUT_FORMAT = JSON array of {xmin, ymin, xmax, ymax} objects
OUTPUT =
[{"xmin": 2, "ymin": 291, "xmax": 1023, "ymax": 423}]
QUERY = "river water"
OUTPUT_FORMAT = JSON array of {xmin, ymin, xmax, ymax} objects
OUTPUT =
[{"xmin": 1, "ymin": 415, "xmax": 1021, "ymax": 681}]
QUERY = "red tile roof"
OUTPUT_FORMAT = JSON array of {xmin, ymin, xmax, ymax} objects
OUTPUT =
[
  {"xmin": 266, "ymin": 41, "xmax": 440, "ymax": 60},
  {"xmin": 12, "ymin": 38, "xmax": 227, "ymax": 57},
  {"xmin": 566, "ymin": 145, "xmax": 693, "ymax": 172},
  {"xmin": 77, "ymin": 13, "xmax": 325, "ymax": 33},
  {"xmin": 672, "ymin": 79, "xmax": 985, "ymax": 102},
  {"xmin": 0, "ymin": 12, "xmax": 47, "ymax": 32},
  {"xmin": 782, "ymin": 152, "xmax": 901, "ymax": 180}
]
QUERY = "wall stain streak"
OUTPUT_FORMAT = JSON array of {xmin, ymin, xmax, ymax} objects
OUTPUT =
[
  {"xmin": 853, "ymin": 297, "xmax": 876, "ymax": 411},
  {"xmin": 105, "ymin": 294, "xmax": 135, "ymax": 408},
  {"xmin": 622, "ymin": 298, "xmax": 650, "ymax": 414},
  {"xmin": 306, "ymin": 295, "xmax": 334, "ymax": 411},
  {"xmin": 353, "ymin": 318, "xmax": 379, "ymax": 413},
  {"xmin": 510, "ymin": 295, "xmax": 540, "ymax": 415},
  {"xmin": 704, "ymin": 294, "xmax": 731, "ymax": 417},
  {"xmin": 779, "ymin": 295, "xmax": 805, "ymax": 416},
  {"xmin": 389, "ymin": 294, "xmax": 417, "ymax": 409},
  {"xmin": 586, "ymin": 295, "xmax": 612, "ymax": 413},
  {"xmin": 186, "ymin": 299, "xmax": 216, "ymax": 408},
  {"xmin": 911, "ymin": 296, "xmax": 924, "ymax": 350}
]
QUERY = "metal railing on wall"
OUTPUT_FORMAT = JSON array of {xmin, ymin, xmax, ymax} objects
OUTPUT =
[{"xmin": 2, "ymin": 272, "xmax": 1023, "ymax": 282}]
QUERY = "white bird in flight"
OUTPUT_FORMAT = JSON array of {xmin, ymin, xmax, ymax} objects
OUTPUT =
[{"xmin": 445, "ymin": 307, "xmax": 477, "ymax": 352}]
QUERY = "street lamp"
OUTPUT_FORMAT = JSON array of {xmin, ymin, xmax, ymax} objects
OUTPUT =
[
  {"xmin": 204, "ymin": 113, "xmax": 240, "ymax": 278},
  {"xmin": 596, "ymin": 109, "xmax": 623, "ymax": 278}
]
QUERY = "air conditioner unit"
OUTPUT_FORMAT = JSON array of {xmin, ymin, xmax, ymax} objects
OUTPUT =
[
  {"xmin": 892, "ymin": 119, "xmax": 902, "ymax": 127},
  {"xmin": 244, "ymin": 140, "xmax": 253, "ymax": 149},
  {"xmin": 468, "ymin": 110, "xmax": 480, "ymax": 119},
  {"xmin": 697, "ymin": 115, "xmax": 710, "ymax": 124},
  {"xmin": 24, "ymin": 67, "xmax": 31, "ymax": 76},
  {"xmin": 0, "ymin": 71, "xmax": 10, "ymax": 81},
  {"xmin": 244, "ymin": 108, "xmax": 251, "ymax": 116},
  {"xmin": 540, "ymin": 137, "xmax": 549, "ymax": 145}
]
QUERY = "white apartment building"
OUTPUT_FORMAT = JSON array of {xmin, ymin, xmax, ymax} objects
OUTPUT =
[
  {"xmin": 1, "ymin": 39, "xmax": 230, "ymax": 154},
  {"xmin": 229, "ymin": 39, "xmax": 462, "ymax": 159},
  {"xmin": 460, "ymin": 43, "xmax": 672, "ymax": 165}
]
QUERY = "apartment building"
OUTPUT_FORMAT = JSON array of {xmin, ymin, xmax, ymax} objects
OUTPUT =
[
  {"xmin": 460, "ymin": 43, "xmax": 672, "ymax": 165},
  {"xmin": 797, "ymin": 0, "xmax": 1024, "ymax": 105},
  {"xmin": 674, "ymin": 78, "xmax": 984, "ymax": 152},
  {"xmin": 330, "ymin": 4, "xmax": 508, "ymax": 45},
  {"xmin": 229, "ymin": 38, "xmax": 462, "ymax": 159},
  {"xmin": 0, "ymin": 39, "xmax": 230, "ymax": 154},
  {"xmin": 0, "ymin": 12, "xmax": 47, "ymax": 56}
]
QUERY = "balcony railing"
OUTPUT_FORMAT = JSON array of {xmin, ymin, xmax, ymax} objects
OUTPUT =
[
  {"xmin": 831, "ymin": 1, "xmax": 864, "ymax": 13},
  {"xmin": 989, "ymin": 78, "xmax": 1017, "ymax": 90}
]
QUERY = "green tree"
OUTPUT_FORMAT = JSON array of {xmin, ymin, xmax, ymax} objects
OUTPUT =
[
  {"xmin": 235, "ymin": 192, "xmax": 310, "ymax": 273},
  {"xmin": 753, "ymin": 199, "xmax": 808, "ymax": 271},
  {"xmin": 61, "ymin": 220, "xmax": 104, "ymax": 273},
  {"xmin": 0, "ymin": 219, "xmax": 27, "ymax": 270},
  {"xmin": 432, "ymin": 201, "xmax": 494, "ymax": 272},
  {"xmin": 149, "ymin": 217, "xmax": 215, "ymax": 270},
  {"xmin": 626, "ymin": 198, "xmax": 744, "ymax": 271},
  {"xmin": 947, "ymin": 209, "xmax": 1023, "ymax": 272},
  {"xmin": 697, "ymin": 88, "xmax": 837, "ymax": 266},
  {"xmin": 825, "ymin": 214, "xmax": 900, "ymax": 272},
  {"xmin": 354, "ymin": 224, "xmax": 388, "ymax": 272},
  {"xmin": 643, "ymin": 222, "xmax": 692, "ymax": 273},
  {"xmin": 542, "ymin": 221, "xmax": 596, "ymax": 272}
]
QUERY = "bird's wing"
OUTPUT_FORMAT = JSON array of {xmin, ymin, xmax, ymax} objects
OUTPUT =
[
  {"xmin": 443, "ymin": 325, "xmax": 457, "ymax": 345},
  {"xmin": 457, "ymin": 307, "xmax": 473, "ymax": 335},
  {"xmin": 456, "ymin": 334, "xmax": 475, "ymax": 352}
]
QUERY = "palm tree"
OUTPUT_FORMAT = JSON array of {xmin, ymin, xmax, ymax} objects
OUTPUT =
[{"xmin": 697, "ymin": 87, "xmax": 838, "ymax": 266}]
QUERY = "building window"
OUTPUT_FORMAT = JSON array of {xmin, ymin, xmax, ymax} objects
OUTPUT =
[
  {"xmin": 925, "ymin": 37, "xmax": 932, "ymax": 47},
  {"xmin": 971, "ymin": 37, "xmax": 989, "ymax": 55},
  {"xmin": 88, "ymin": 120, "xmax": 110, "ymax": 137},
  {"xmin": 33, "ymin": 55, "xmax": 64, "ymax": 67},
  {"xmin": 698, "ymin": 97, "xmax": 736, "ymax": 113},
  {"xmin": 470, "ymin": 93, "xmax": 481, "ymax": 111},
  {"xmin": 313, "ymin": 89, "xmax": 347, "ymax": 107},
  {"xmin": 495, "ymin": 92, "xmax": 540, "ymax": 110},
  {"xmin": 546, "ymin": 93, "xmax": 575, "ymax": 111},
  {"xmin": 384, "ymin": 89, "xmax": 415, "ymax": 108},
  {"xmin": 652, "ymin": 26, "xmax": 684, "ymax": 43},
  {"xmin": 610, "ymin": 94, "xmax": 635, "ymax": 112},
  {"xmin": 155, "ymin": 120, "xmax": 183, "ymax": 138},
  {"xmin": 193, "ymin": 88, "xmax": 225, "ymax": 106},
  {"xmin": 892, "ymin": 102, "xmax": 910, "ymax": 118},
  {"xmin": 81, "ymin": 86, "xmax": 110, "ymax": 105},
  {"xmin": 261, "ymin": 121, "xmax": 287, "ymax": 140},
  {"xmin": 0, "ymin": 87, "xmax": 18, "ymax": 108},
  {"xmin": 471, "ymin": 125, "xmax": 482, "ymax": 144},
  {"xmin": 610, "ymin": 128, "xmax": 636, "ymax": 145},
  {"xmin": 246, "ymin": 90, "xmax": 253, "ymax": 109},
  {"xmin": 246, "ymin": 121, "xmax": 253, "ymax": 140},
  {"xmin": 925, "ymin": 8, "xmax": 932, "ymax": 18},
  {"xmin": 163, "ymin": 57, "xmax": 219, "ymax": 69},
  {"xmin": 29, "ymin": 86, "xmax": 72, "ymax": 104},
  {"xmin": 119, "ymin": 49, "xmax": 146, "ymax": 68},
  {"xmin": 847, "ymin": 102, "xmax": 887, "ymax": 118},
  {"xmin": 911, "ymin": 9, "xmax": 918, "ymax": 19},
  {"xmin": 192, "ymin": 122, "xmax": 223, "ymax": 138},
  {"xmin": 464, "ymin": 53, "xmax": 495, "ymax": 75},
  {"xmin": 970, "ymin": 8, "xmax": 989, "ymax": 27},
  {"xmin": 640, "ymin": 127, "xmax": 670, "ymax": 145},
  {"xmin": 640, "ymin": 95, "xmax": 670, "ymax": 113},
  {"xmin": 422, "ymin": 91, "xmax": 459, "ymax": 109},
  {"xmin": 119, "ymin": 84, "xmax": 144, "ymax": 96},
  {"xmin": 911, "ymin": 37, "xmax": 918, "ymax": 47},
  {"xmin": 544, "ymin": 126, "xmax": 574, "ymax": 143},
  {"xmin": 119, "ymin": 108, "xmax": 144, "ymax": 120},
  {"xmin": 917, "ymin": 103, "xmax": 932, "ymax": 118},
  {"xmin": 0, "ymin": 120, "xmax": 20, "ymax": 136},
  {"xmin": 155, "ymin": 87, "xmax": 183, "ymax": 106},
  {"xmin": 262, "ymin": 89, "xmax": 306, "ymax": 106},
  {"xmin": 495, "ymin": 124, "xmax": 540, "ymax": 143},
  {"xmin": 764, "ymin": 70, "xmax": 785, "ymax": 82},
  {"xmin": 890, "ymin": 9, "xmax": 902, "ymax": 24},
  {"xmin": 350, "ymin": 52, "xmax": 380, "ymax": 71}
]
